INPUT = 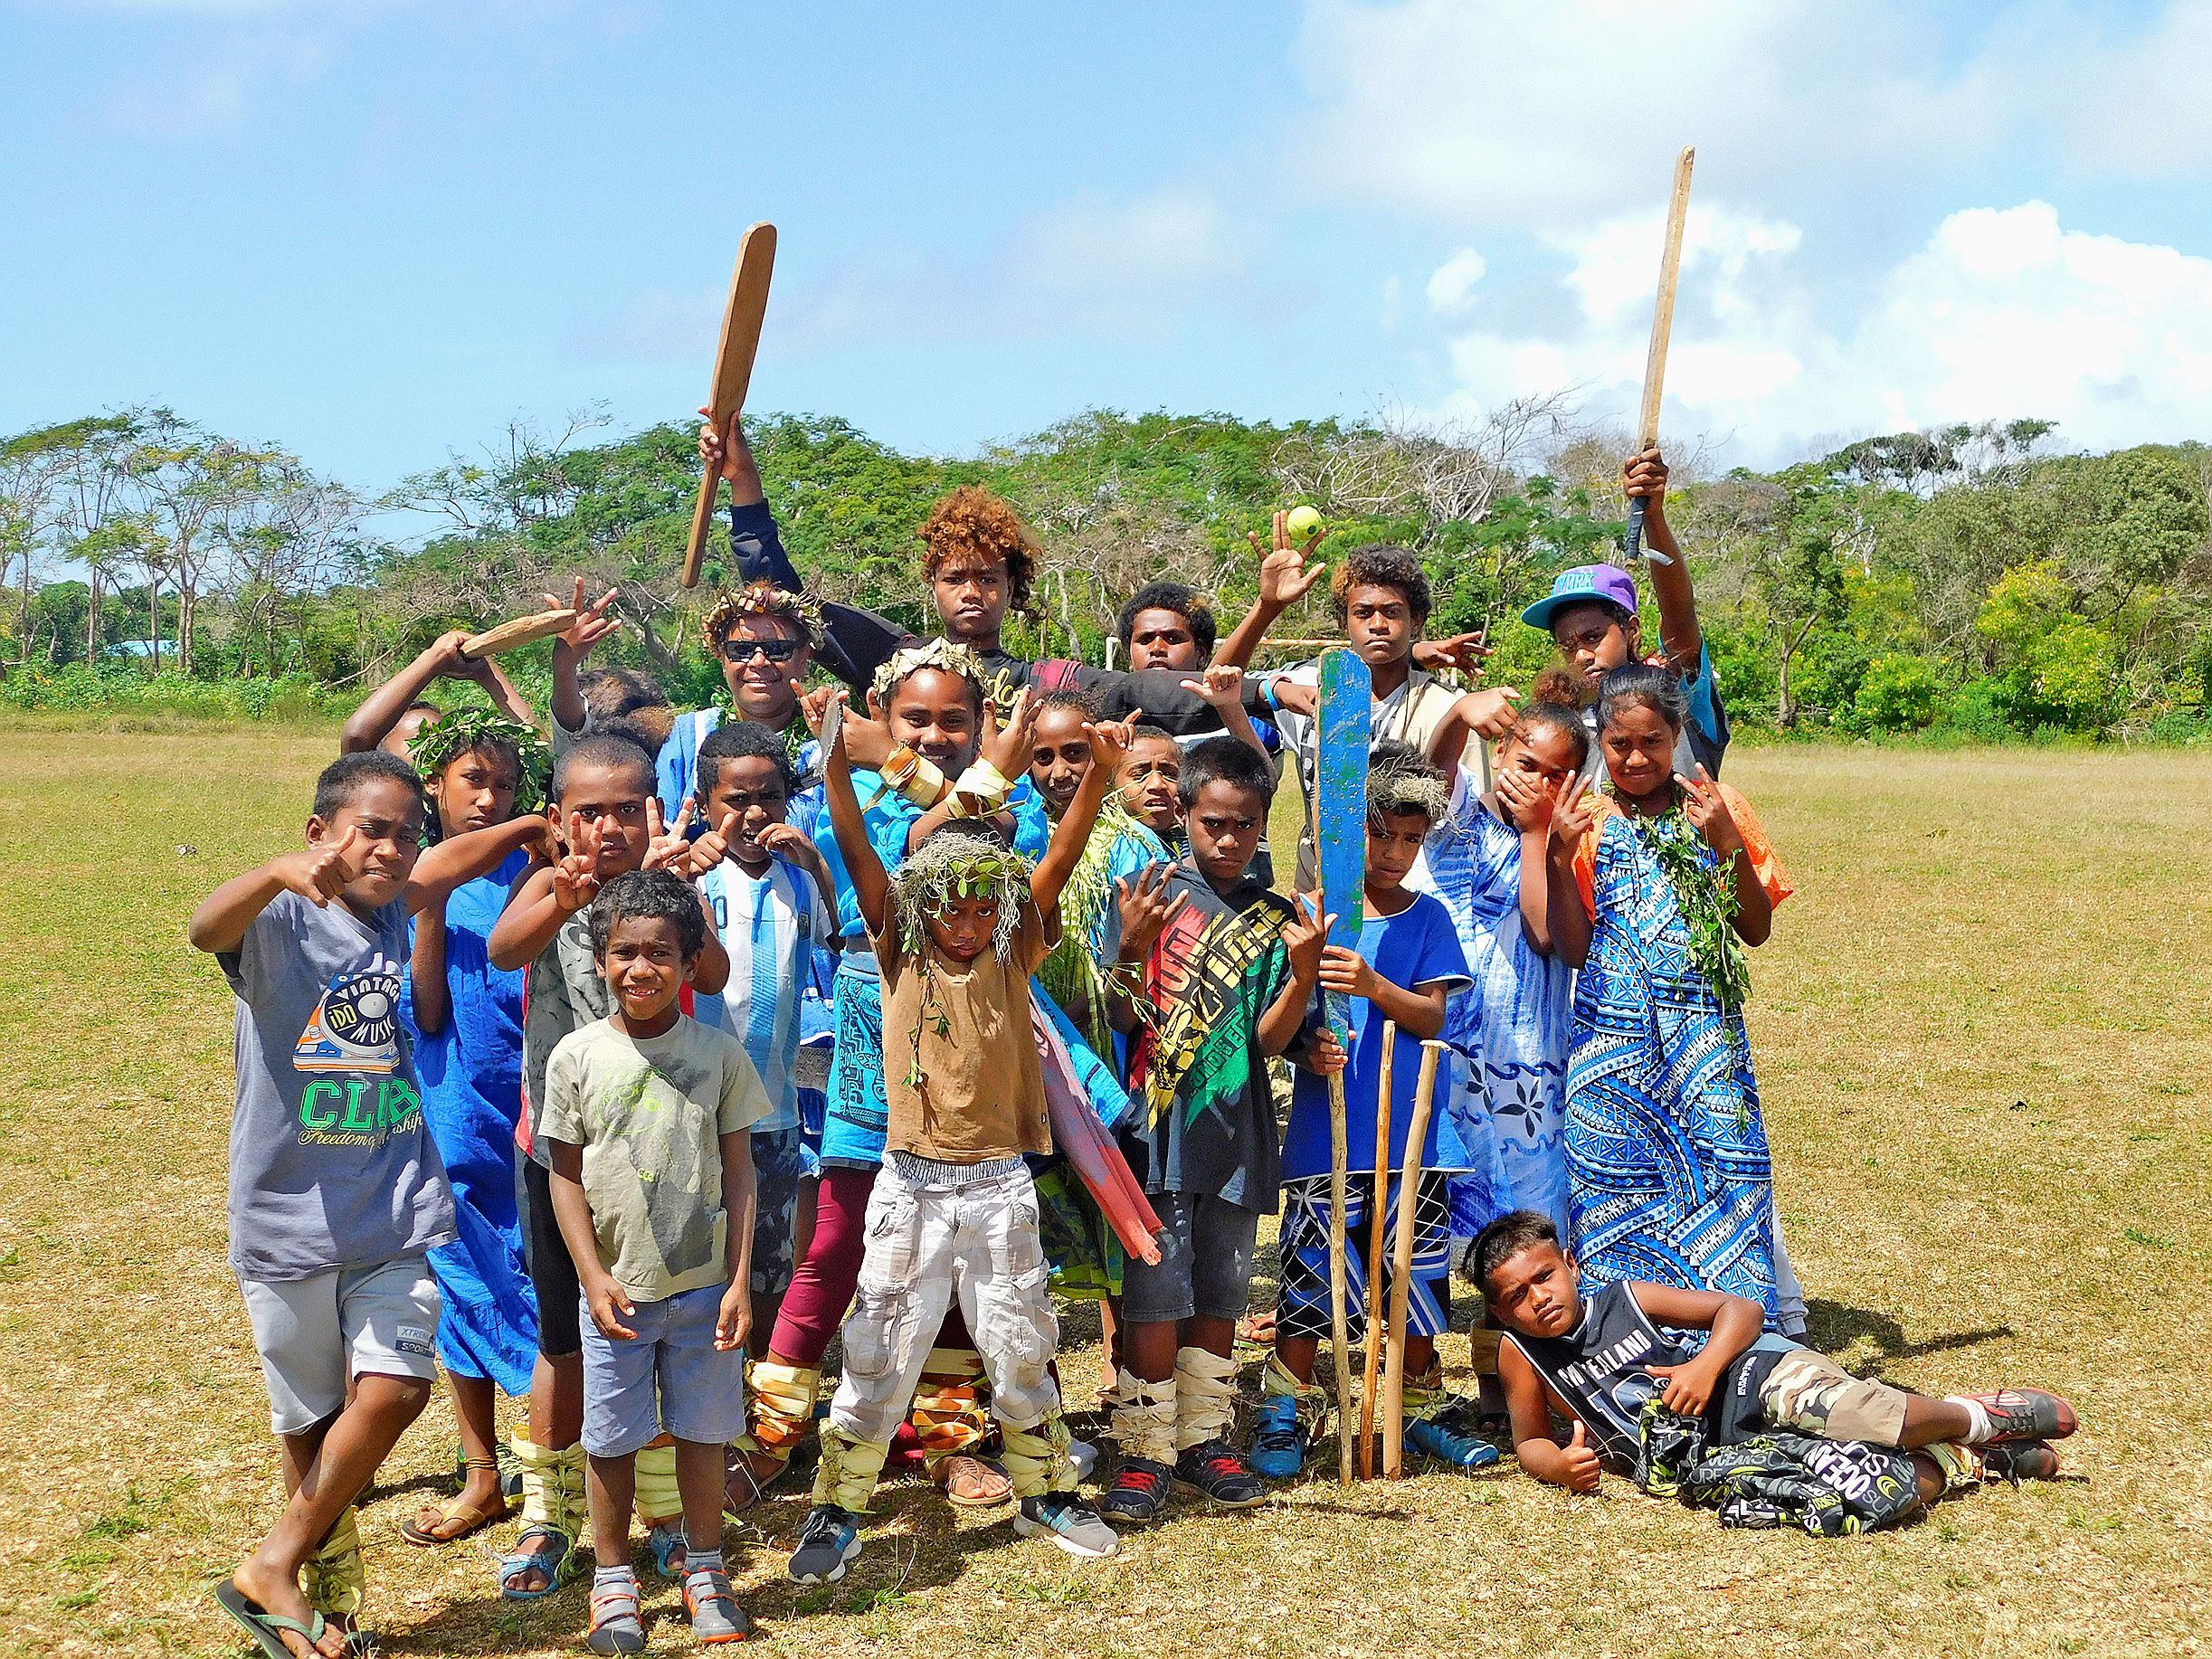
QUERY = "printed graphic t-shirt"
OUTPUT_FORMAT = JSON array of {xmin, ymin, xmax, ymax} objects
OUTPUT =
[
  {"xmin": 538, "ymin": 1015, "xmax": 772, "ymax": 1302},
  {"xmin": 1280, "ymin": 890, "xmax": 1472, "ymax": 1180},
  {"xmin": 219, "ymin": 890, "xmax": 457, "ymax": 1281},
  {"xmin": 1106, "ymin": 860, "xmax": 1295, "ymax": 1209}
]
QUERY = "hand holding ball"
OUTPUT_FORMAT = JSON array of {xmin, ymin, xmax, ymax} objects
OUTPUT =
[{"xmin": 1286, "ymin": 504, "xmax": 1324, "ymax": 543}]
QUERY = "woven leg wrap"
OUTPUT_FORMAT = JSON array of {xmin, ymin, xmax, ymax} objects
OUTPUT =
[
  {"xmin": 632, "ymin": 1436, "xmax": 680, "ymax": 1524},
  {"xmin": 1173, "ymin": 1347, "xmax": 1239, "ymax": 1452},
  {"xmin": 1105, "ymin": 1368, "xmax": 1178, "ymax": 1466},
  {"xmin": 1262, "ymin": 1352, "xmax": 1327, "ymax": 1420},
  {"xmin": 912, "ymin": 1347, "xmax": 990, "ymax": 1461},
  {"xmin": 302, "ymin": 1505, "xmax": 363, "ymax": 1617},
  {"xmin": 1000, "ymin": 1410, "xmax": 1076, "ymax": 1500},
  {"xmin": 1926, "ymin": 1441, "xmax": 1984, "ymax": 1493},
  {"xmin": 811, "ymin": 1421, "xmax": 889, "ymax": 1516},
  {"xmin": 511, "ymin": 1431, "xmax": 589, "ymax": 1540},
  {"xmin": 738, "ymin": 1360, "xmax": 821, "ymax": 1463},
  {"xmin": 1401, "ymin": 1359, "xmax": 1448, "ymax": 1424}
]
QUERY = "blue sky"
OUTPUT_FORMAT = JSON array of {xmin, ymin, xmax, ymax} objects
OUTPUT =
[{"xmin": 6, "ymin": 0, "xmax": 2212, "ymax": 496}]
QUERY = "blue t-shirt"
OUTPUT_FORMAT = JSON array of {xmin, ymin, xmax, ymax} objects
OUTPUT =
[{"xmin": 1280, "ymin": 890, "xmax": 1472, "ymax": 1181}]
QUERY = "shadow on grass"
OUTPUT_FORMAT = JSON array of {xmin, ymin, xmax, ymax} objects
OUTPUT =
[{"xmin": 1804, "ymin": 1299, "xmax": 2015, "ymax": 1366}]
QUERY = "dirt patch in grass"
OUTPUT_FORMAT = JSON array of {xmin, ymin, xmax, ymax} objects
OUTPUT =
[{"xmin": 2, "ymin": 732, "xmax": 2207, "ymax": 1656}]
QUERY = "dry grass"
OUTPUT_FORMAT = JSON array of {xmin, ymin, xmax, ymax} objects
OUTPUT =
[{"xmin": 2, "ymin": 728, "xmax": 2208, "ymax": 1658}]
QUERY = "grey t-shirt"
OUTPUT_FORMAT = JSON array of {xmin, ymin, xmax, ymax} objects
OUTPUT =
[
  {"xmin": 218, "ymin": 890, "xmax": 457, "ymax": 1281},
  {"xmin": 520, "ymin": 906, "xmax": 611, "ymax": 1168}
]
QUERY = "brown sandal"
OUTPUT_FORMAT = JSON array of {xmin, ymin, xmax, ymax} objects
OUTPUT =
[
  {"xmin": 931, "ymin": 1453, "xmax": 1013, "ymax": 1508},
  {"xmin": 402, "ymin": 1459, "xmax": 510, "ymax": 1545}
]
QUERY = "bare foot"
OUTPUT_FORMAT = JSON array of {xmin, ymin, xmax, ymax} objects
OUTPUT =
[{"xmin": 232, "ymin": 1551, "xmax": 347, "ymax": 1658}]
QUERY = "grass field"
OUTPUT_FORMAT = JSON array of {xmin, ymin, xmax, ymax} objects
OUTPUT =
[{"xmin": 3, "ymin": 726, "xmax": 2208, "ymax": 1658}]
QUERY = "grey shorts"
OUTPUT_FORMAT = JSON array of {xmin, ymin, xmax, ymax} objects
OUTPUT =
[
  {"xmin": 751, "ymin": 1125, "xmax": 807, "ymax": 1300},
  {"xmin": 238, "ymin": 1255, "xmax": 441, "ymax": 1435},
  {"xmin": 1116, "ymin": 1190, "xmax": 1260, "ymax": 1326},
  {"xmin": 579, "ymin": 1282, "xmax": 748, "ymax": 1458}
]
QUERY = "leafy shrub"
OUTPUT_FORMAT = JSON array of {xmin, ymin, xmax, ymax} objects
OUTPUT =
[{"xmin": 1846, "ymin": 654, "xmax": 1943, "ymax": 733}]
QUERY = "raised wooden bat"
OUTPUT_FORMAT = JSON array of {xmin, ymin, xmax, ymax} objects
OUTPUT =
[
  {"xmin": 1625, "ymin": 147, "xmax": 1693, "ymax": 567},
  {"xmin": 682, "ymin": 222, "xmax": 778, "ymax": 589},
  {"xmin": 459, "ymin": 608, "xmax": 576, "ymax": 660}
]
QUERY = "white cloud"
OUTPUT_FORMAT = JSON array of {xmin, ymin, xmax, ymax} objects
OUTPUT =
[
  {"xmin": 1428, "ymin": 200, "xmax": 2212, "ymax": 460},
  {"xmin": 581, "ymin": 187, "xmax": 1288, "ymax": 363},
  {"xmin": 1424, "ymin": 248, "xmax": 1486, "ymax": 313}
]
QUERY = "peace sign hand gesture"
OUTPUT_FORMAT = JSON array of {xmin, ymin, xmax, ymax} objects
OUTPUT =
[
  {"xmin": 1547, "ymin": 776, "xmax": 1597, "ymax": 855},
  {"xmin": 1676, "ymin": 765, "xmax": 1744, "ymax": 858},
  {"xmin": 640, "ymin": 798, "xmax": 698, "ymax": 877},
  {"xmin": 550, "ymin": 811, "xmax": 603, "ymax": 914},
  {"xmin": 1114, "ymin": 863, "xmax": 1188, "ymax": 960},
  {"xmin": 546, "ymin": 575, "xmax": 621, "ymax": 659}
]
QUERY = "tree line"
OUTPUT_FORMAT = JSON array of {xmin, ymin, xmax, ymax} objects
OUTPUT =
[{"xmin": 4, "ymin": 401, "xmax": 2207, "ymax": 740}]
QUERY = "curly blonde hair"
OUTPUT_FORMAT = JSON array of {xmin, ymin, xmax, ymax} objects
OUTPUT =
[{"xmin": 918, "ymin": 485, "xmax": 1040, "ymax": 616}]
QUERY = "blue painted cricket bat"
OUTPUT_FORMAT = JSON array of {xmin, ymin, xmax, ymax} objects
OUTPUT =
[{"xmin": 1314, "ymin": 645, "xmax": 1372, "ymax": 1484}]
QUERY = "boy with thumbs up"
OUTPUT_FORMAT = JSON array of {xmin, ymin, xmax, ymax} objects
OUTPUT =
[
  {"xmin": 189, "ymin": 750, "xmax": 554, "ymax": 1655},
  {"xmin": 686, "ymin": 720, "xmax": 837, "ymax": 1349}
]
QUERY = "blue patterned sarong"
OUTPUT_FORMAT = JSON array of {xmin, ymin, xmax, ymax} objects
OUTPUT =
[{"xmin": 1563, "ymin": 811, "xmax": 1780, "ymax": 1327}]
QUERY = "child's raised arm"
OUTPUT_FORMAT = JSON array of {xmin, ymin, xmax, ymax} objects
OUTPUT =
[
  {"xmin": 187, "ymin": 834, "xmax": 368, "ymax": 954},
  {"xmin": 405, "ymin": 815, "xmax": 555, "ymax": 917},
  {"xmin": 546, "ymin": 577, "xmax": 622, "ymax": 739},
  {"xmin": 821, "ymin": 695, "xmax": 893, "ymax": 939},
  {"xmin": 1628, "ymin": 448, "xmax": 1704, "ymax": 671},
  {"xmin": 1029, "ymin": 719, "xmax": 1131, "ymax": 919},
  {"xmin": 1106, "ymin": 865, "xmax": 1186, "ymax": 1034},
  {"xmin": 1543, "ymin": 779, "xmax": 1596, "ymax": 970},
  {"xmin": 489, "ymin": 814, "xmax": 601, "ymax": 972},
  {"xmin": 1493, "ymin": 765, "xmax": 1557, "ymax": 954}
]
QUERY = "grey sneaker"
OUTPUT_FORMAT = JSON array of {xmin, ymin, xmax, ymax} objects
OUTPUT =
[
  {"xmin": 1014, "ymin": 1491, "xmax": 1120, "ymax": 1559},
  {"xmin": 787, "ymin": 1503, "xmax": 861, "ymax": 1584}
]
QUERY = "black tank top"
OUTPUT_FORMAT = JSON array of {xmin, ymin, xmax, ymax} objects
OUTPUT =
[{"xmin": 1505, "ymin": 1280, "xmax": 1790, "ymax": 1470}]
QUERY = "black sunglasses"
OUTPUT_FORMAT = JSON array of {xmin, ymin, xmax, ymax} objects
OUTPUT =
[{"xmin": 719, "ymin": 637, "xmax": 805, "ymax": 665}]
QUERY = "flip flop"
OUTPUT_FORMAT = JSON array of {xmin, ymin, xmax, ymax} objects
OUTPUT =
[
  {"xmin": 400, "ymin": 1496, "xmax": 507, "ymax": 1547},
  {"xmin": 214, "ymin": 1579, "xmax": 330, "ymax": 1659}
]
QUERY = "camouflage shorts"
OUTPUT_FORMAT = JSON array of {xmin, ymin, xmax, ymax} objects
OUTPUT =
[{"xmin": 1759, "ymin": 1349, "xmax": 1909, "ymax": 1446}]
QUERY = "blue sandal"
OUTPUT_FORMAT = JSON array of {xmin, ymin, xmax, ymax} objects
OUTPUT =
[
  {"xmin": 496, "ymin": 1525, "xmax": 570, "ymax": 1600},
  {"xmin": 646, "ymin": 1522, "xmax": 688, "ymax": 1580}
]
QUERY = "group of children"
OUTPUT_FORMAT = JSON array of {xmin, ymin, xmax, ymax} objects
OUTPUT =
[{"xmin": 195, "ymin": 432, "xmax": 2078, "ymax": 1658}]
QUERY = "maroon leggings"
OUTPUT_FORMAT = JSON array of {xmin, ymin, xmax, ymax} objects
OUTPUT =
[{"xmin": 769, "ymin": 1164, "xmax": 972, "ymax": 1366}]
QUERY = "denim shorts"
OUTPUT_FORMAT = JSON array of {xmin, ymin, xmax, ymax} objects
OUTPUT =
[
  {"xmin": 1116, "ymin": 1190, "xmax": 1260, "ymax": 1325},
  {"xmin": 579, "ymin": 1282, "xmax": 747, "ymax": 1458}
]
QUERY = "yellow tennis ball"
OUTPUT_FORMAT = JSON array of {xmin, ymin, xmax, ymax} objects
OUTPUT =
[{"xmin": 1286, "ymin": 504, "xmax": 1323, "ymax": 541}]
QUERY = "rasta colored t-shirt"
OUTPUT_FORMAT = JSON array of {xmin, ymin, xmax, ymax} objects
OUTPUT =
[
  {"xmin": 219, "ymin": 890, "xmax": 457, "ymax": 1282},
  {"xmin": 1106, "ymin": 860, "xmax": 1296, "ymax": 1210}
]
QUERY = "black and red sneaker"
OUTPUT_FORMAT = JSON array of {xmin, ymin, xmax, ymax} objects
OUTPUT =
[
  {"xmin": 1096, "ymin": 1457, "xmax": 1172, "ymax": 1525},
  {"xmin": 1980, "ymin": 1439, "xmax": 2062, "ymax": 1484},
  {"xmin": 1173, "ymin": 1440, "xmax": 1267, "ymax": 1509},
  {"xmin": 1967, "ymin": 1389, "xmax": 2079, "ymax": 1445}
]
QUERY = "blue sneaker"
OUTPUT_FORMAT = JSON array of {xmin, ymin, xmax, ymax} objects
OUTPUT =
[
  {"xmin": 1249, "ymin": 1394, "xmax": 1305, "ymax": 1481},
  {"xmin": 1405, "ymin": 1415, "xmax": 1502, "ymax": 1470},
  {"xmin": 786, "ymin": 1503, "xmax": 860, "ymax": 1584}
]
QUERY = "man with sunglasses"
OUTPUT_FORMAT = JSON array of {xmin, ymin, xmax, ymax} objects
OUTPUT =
[
  {"xmin": 1519, "ymin": 446, "xmax": 1730, "ymax": 783},
  {"xmin": 655, "ymin": 584, "xmax": 827, "ymax": 840}
]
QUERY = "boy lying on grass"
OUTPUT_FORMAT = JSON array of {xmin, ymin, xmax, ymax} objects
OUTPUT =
[{"xmin": 1471, "ymin": 1210, "xmax": 2075, "ymax": 1531}]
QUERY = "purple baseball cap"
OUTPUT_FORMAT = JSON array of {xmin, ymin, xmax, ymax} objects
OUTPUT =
[{"xmin": 1521, "ymin": 564, "xmax": 1638, "ymax": 631}]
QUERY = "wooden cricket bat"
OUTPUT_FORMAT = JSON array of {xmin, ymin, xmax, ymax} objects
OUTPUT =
[
  {"xmin": 1381, "ymin": 1039, "xmax": 1445, "ymax": 1479},
  {"xmin": 1625, "ymin": 147, "xmax": 1693, "ymax": 567},
  {"xmin": 1358, "ymin": 1020, "xmax": 1397, "ymax": 1478},
  {"xmin": 459, "ymin": 609, "xmax": 576, "ymax": 660},
  {"xmin": 682, "ymin": 222, "xmax": 778, "ymax": 589}
]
